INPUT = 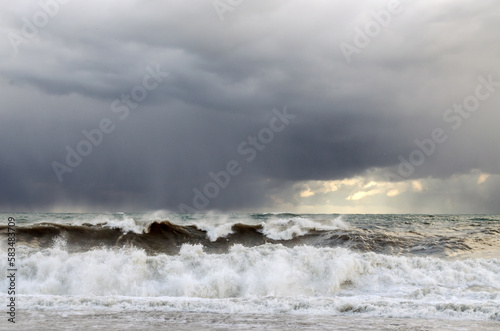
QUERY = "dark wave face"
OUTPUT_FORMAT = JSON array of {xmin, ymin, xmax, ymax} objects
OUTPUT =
[
  {"xmin": 2, "ymin": 214, "xmax": 499, "ymax": 257},
  {"xmin": 1, "ymin": 221, "xmax": 276, "ymax": 255}
]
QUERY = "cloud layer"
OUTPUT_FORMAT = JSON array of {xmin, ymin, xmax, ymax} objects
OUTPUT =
[{"xmin": 1, "ymin": 0, "xmax": 499, "ymax": 213}]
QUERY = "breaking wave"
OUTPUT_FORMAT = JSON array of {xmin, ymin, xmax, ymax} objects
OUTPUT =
[
  {"xmin": 1, "ymin": 214, "xmax": 496, "ymax": 257},
  {"xmin": 2, "ymin": 243, "xmax": 499, "ymax": 320}
]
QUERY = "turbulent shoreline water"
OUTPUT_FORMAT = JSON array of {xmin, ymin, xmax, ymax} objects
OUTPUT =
[{"xmin": 1, "ymin": 213, "xmax": 499, "ymax": 329}]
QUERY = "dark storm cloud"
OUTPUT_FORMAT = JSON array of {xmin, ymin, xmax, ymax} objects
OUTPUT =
[{"xmin": 1, "ymin": 0, "xmax": 500, "ymax": 212}]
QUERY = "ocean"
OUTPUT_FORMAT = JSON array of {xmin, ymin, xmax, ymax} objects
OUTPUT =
[{"xmin": 1, "ymin": 212, "xmax": 499, "ymax": 330}]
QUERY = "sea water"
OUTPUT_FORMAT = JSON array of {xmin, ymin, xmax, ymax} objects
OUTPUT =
[{"xmin": 1, "ymin": 213, "xmax": 499, "ymax": 330}]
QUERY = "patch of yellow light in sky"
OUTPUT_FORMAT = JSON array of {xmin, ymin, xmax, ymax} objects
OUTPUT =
[
  {"xmin": 477, "ymin": 173, "xmax": 489, "ymax": 184},
  {"xmin": 347, "ymin": 189, "xmax": 380, "ymax": 201},
  {"xmin": 323, "ymin": 182, "xmax": 339, "ymax": 192},
  {"xmin": 363, "ymin": 181, "xmax": 377, "ymax": 189},
  {"xmin": 412, "ymin": 181, "xmax": 423, "ymax": 192},
  {"xmin": 300, "ymin": 178, "xmax": 360, "ymax": 196},
  {"xmin": 386, "ymin": 189, "xmax": 399, "ymax": 197},
  {"xmin": 341, "ymin": 178, "xmax": 360, "ymax": 186},
  {"xmin": 300, "ymin": 188, "xmax": 315, "ymax": 197}
]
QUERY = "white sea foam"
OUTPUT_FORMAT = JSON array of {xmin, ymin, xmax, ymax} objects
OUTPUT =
[
  {"xmin": 260, "ymin": 215, "xmax": 349, "ymax": 240},
  {"xmin": 100, "ymin": 216, "xmax": 147, "ymax": 233},
  {"xmin": 30, "ymin": 213, "xmax": 351, "ymax": 242},
  {"xmin": 189, "ymin": 214, "xmax": 236, "ymax": 241},
  {"xmin": 192, "ymin": 215, "xmax": 349, "ymax": 241},
  {"xmin": 2, "ymin": 243, "xmax": 499, "ymax": 320},
  {"xmin": 194, "ymin": 222, "xmax": 236, "ymax": 242},
  {"xmin": 40, "ymin": 213, "xmax": 151, "ymax": 234}
]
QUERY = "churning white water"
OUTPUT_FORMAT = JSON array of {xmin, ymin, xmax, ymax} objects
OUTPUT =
[{"xmin": 1, "ymin": 213, "xmax": 500, "ymax": 329}]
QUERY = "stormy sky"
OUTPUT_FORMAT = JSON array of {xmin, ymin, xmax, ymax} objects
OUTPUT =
[{"xmin": 1, "ymin": 0, "xmax": 500, "ymax": 213}]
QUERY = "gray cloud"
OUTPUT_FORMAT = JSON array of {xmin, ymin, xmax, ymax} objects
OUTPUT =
[{"xmin": 1, "ymin": 0, "xmax": 499, "ymax": 212}]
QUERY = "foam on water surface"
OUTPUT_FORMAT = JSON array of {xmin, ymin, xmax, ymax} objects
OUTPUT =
[{"xmin": 1, "ymin": 212, "xmax": 499, "ymax": 326}]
